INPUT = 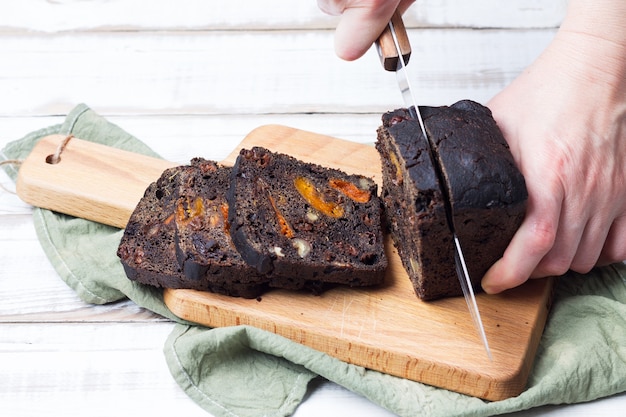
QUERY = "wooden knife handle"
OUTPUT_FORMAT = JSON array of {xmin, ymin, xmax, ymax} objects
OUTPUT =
[{"xmin": 376, "ymin": 11, "xmax": 412, "ymax": 72}]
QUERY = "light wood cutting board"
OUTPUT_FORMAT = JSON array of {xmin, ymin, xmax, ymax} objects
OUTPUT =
[{"xmin": 16, "ymin": 126, "xmax": 554, "ymax": 401}]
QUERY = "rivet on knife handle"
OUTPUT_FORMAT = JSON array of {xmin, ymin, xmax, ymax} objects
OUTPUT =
[{"xmin": 376, "ymin": 11, "xmax": 411, "ymax": 71}]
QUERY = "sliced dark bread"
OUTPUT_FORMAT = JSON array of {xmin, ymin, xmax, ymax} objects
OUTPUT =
[
  {"xmin": 117, "ymin": 160, "xmax": 267, "ymax": 299},
  {"xmin": 227, "ymin": 146, "xmax": 387, "ymax": 288},
  {"xmin": 376, "ymin": 108, "xmax": 452, "ymax": 300},
  {"xmin": 173, "ymin": 158, "xmax": 268, "ymax": 286},
  {"xmin": 376, "ymin": 100, "xmax": 527, "ymax": 300}
]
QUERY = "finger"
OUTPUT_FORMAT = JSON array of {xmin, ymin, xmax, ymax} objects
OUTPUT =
[
  {"xmin": 531, "ymin": 196, "xmax": 587, "ymax": 277},
  {"xmin": 568, "ymin": 213, "xmax": 612, "ymax": 273},
  {"xmin": 598, "ymin": 214, "xmax": 626, "ymax": 266},
  {"xmin": 317, "ymin": 0, "xmax": 347, "ymax": 16},
  {"xmin": 334, "ymin": 2, "xmax": 400, "ymax": 60},
  {"xmin": 481, "ymin": 189, "xmax": 562, "ymax": 294}
]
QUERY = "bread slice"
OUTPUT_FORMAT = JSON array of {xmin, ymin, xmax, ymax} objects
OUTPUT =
[
  {"xmin": 227, "ymin": 146, "xmax": 387, "ymax": 288},
  {"xmin": 376, "ymin": 108, "xmax": 453, "ymax": 300},
  {"xmin": 376, "ymin": 100, "xmax": 527, "ymax": 300},
  {"xmin": 117, "ymin": 160, "xmax": 268, "ymax": 299},
  {"xmin": 173, "ymin": 158, "xmax": 268, "ymax": 285}
]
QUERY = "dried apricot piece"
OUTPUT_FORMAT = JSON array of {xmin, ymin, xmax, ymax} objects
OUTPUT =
[
  {"xmin": 389, "ymin": 151, "xmax": 403, "ymax": 186},
  {"xmin": 220, "ymin": 202, "xmax": 230, "ymax": 232},
  {"xmin": 175, "ymin": 196, "xmax": 205, "ymax": 226},
  {"xmin": 294, "ymin": 176, "xmax": 344, "ymax": 218},
  {"xmin": 329, "ymin": 178, "xmax": 371, "ymax": 203},
  {"xmin": 268, "ymin": 193, "xmax": 295, "ymax": 238}
]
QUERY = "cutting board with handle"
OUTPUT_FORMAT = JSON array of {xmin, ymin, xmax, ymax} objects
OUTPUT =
[{"xmin": 16, "ymin": 126, "xmax": 554, "ymax": 401}]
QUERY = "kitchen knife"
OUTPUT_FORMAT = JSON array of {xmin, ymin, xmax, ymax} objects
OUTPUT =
[{"xmin": 376, "ymin": 12, "xmax": 493, "ymax": 360}]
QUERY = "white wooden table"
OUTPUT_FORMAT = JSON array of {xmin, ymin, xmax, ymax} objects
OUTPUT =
[{"xmin": 1, "ymin": 1, "xmax": 625, "ymax": 415}]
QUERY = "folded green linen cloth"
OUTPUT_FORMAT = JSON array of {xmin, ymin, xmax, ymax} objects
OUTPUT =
[{"xmin": 2, "ymin": 104, "xmax": 626, "ymax": 417}]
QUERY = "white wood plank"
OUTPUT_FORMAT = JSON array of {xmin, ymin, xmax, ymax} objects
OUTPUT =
[
  {"xmin": 0, "ymin": 29, "xmax": 555, "ymax": 117},
  {"xmin": 0, "ymin": 322, "xmax": 397, "ymax": 417},
  {"xmin": 0, "ymin": 322, "xmax": 212, "ymax": 417},
  {"xmin": 0, "ymin": 114, "xmax": 378, "ymax": 143},
  {"xmin": 0, "ymin": 119, "xmax": 64, "ymax": 148},
  {"xmin": 294, "ymin": 380, "xmax": 395, "ymax": 417},
  {"xmin": 0, "ymin": 113, "xmax": 381, "ymax": 170},
  {"xmin": 0, "ymin": 183, "xmax": 31, "ymax": 214},
  {"xmin": 0, "ymin": 214, "xmax": 164, "ymax": 322},
  {"xmin": 1, "ymin": 322, "xmax": 624, "ymax": 417},
  {"xmin": 406, "ymin": 0, "xmax": 566, "ymax": 29},
  {"xmin": 0, "ymin": 0, "xmax": 566, "ymax": 32}
]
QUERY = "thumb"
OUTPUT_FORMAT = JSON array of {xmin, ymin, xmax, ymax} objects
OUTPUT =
[
  {"xmin": 333, "ymin": 2, "xmax": 401, "ymax": 61},
  {"xmin": 481, "ymin": 194, "xmax": 561, "ymax": 294}
]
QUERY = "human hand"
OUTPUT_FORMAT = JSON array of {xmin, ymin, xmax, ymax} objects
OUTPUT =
[
  {"xmin": 317, "ymin": 0, "xmax": 415, "ymax": 60},
  {"xmin": 481, "ymin": 3, "xmax": 626, "ymax": 293}
]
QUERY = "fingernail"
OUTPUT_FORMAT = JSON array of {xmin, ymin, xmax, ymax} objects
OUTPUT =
[
  {"xmin": 482, "ymin": 283, "xmax": 500, "ymax": 294},
  {"xmin": 481, "ymin": 279, "xmax": 502, "ymax": 295}
]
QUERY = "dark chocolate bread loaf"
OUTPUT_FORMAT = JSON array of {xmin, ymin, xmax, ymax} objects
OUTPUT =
[
  {"xmin": 227, "ymin": 146, "xmax": 387, "ymax": 288},
  {"xmin": 117, "ymin": 160, "xmax": 268, "ymax": 299},
  {"xmin": 376, "ymin": 100, "xmax": 527, "ymax": 300}
]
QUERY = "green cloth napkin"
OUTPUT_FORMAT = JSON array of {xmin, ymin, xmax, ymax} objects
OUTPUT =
[{"xmin": 3, "ymin": 103, "xmax": 626, "ymax": 417}]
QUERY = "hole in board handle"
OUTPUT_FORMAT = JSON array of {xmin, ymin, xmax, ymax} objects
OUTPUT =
[
  {"xmin": 46, "ymin": 134, "xmax": 74, "ymax": 165},
  {"xmin": 45, "ymin": 154, "xmax": 60, "ymax": 164}
]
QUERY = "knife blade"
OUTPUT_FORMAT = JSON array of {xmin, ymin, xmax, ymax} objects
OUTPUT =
[{"xmin": 376, "ymin": 12, "xmax": 493, "ymax": 361}]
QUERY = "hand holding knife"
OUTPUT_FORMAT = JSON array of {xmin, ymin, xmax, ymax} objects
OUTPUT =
[{"xmin": 376, "ymin": 12, "xmax": 493, "ymax": 361}]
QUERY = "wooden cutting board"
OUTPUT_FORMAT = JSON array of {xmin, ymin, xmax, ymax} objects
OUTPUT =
[{"xmin": 16, "ymin": 126, "xmax": 554, "ymax": 401}]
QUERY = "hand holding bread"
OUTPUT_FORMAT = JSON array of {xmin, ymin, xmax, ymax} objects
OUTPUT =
[
  {"xmin": 482, "ymin": 0, "xmax": 626, "ymax": 293},
  {"xmin": 320, "ymin": 0, "xmax": 626, "ymax": 293}
]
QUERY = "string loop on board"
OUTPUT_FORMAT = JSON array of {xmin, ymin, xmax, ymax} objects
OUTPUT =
[
  {"xmin": 46, "ymin": 134, "xmax": 74, "ymax": 164},
  {"xmin": 0, "ymin": 159, "xmax": 22, "ymax": 194},
  {"xmin": 1, "ymin": 134, "xmax": 75, "ymax": 194}
]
